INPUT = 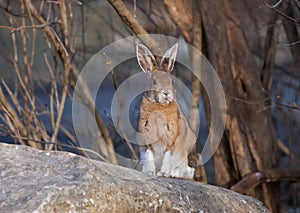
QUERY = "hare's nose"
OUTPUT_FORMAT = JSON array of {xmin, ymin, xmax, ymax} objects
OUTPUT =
[{"xmin": 163, "ymin": 91, "xmax": 171, "ymax": 96}]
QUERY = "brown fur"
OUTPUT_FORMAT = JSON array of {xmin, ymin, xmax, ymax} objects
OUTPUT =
[
  {"xmin": 139, "ymin": 96, "xmax": 194, "ymax": 158},
  {"xmin": 139, "ymin": 97, "xmax": 180, "ymax": 150}
]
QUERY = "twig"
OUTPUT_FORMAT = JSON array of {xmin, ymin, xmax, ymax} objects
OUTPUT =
[
  {"xmin": 273, "ymin": 99, "xmax": 300, "ymax": 111},
  {"xmin": 229, "ymin": 96, "xmax": 271, "ymax": 104},
  {"xmin": 7, "ymin": 4, "xmax": 18, "ymax": 62},
  {"xmin": 47, "ymin": 1, "xmax": 70, "ymax": 149},
  {"xmin": 80, "ymin": 3, "xmax": 86, "ymax": 63},
  {"xmin": 295, "ymin": 0, "xmax": 300, "ymax": 10},
  {"xmin": 277, "ymin": 139, "xmax": 300, "ymax": 166},
  {"xmin": 0, "ymin": 87, "xmax": 26, "ymax": 145},
  {"xmin": 102, "ymin": 52, "xmax": 138, "ymax": 160},
  {"xmin": 0, "ymin": 22, "xmax": 58, "ymax": 33},
  {"xmin": 0, "ymin": 2, "xmax": 27, "ymax": 17},
  {"xmin": 43, "ymin": 52, "xmax": 58, "ymax": 132},
  {"xmin": 266, "ymin": 3, "xmax": 300, "ymax": 23},
  {"xmin": 267, "ymin": 0, "xmax": 283, "ymax": 8},
  {"xmin": 163, "ymin": 0, "xmax": 193, "ymax": 42},
  {"xmin": 25, "ymin": 2, "xmax": 37, "ymax": 67},
  {"xmin": 69, "ymin": 65, "xmax": 118, "ymax": 164},
  {"xmin": 67, "ymin": 0, "xmax": 75, "ymax": 55},
  {"xmin": 58, "ymin": 0, "xmax": 69, "ymax": 46},
  {"xmin": 107, "ymin": 0, "xmax": 161, "ymax": 52},
  {"xmin": 278, "ymin": 40, "xmax": 300, "ymax": 46}
]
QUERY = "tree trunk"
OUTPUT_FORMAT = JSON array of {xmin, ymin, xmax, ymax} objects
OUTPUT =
[{"xmin": 199, "ymin": 0, "xmax": 279, "ymax": 212}]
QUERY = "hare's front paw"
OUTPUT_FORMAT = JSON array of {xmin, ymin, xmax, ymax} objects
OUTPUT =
[
  {"xmin": 142, "ymin": 162, "xmax": 156, "ymax": 176},
  {"xmin": 141, "ymin": 149, "xmax": 156, "ymax": 175},
  {"xmin": 170, "ymin": 166, "xmax": 195, "ymax": 179}
]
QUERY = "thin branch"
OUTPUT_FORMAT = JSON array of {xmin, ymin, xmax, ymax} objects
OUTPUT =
[
  {"xmin": 103, "ymin": 52, "xmax": 138, "ymax": 160},
  {"xmin": 163, "ymin": 0, "xmax": 193, "ymax": 42},
  {"xmin": 267, "ymin": 0, "xmax": 284, "ymax": 8},
  {"xmin": 277, "ymin": 139, "xmax": 300, "ymax": 166},
  {"xmin": 0, "ymin": 2, "xmax": 27, "ymax": 17},
  {"xmin": 266, "ymin": 3, "xmax": 300, "ymax": 23},
  {"xmin": 107, "ymin": 0, "xmax": 161, "ymax": 52},
  {"xmin": 274, "ymin": 96, "xmax": 300, "ymax": 111},
  {"xmin": 24, "ymin": 1, "xmax": 36, "ymax": 67},
  {"xmin": 80, "ymin": 4, "xmax": 86, "ymax": 63},
  {"xmin": 0, "ymin": 22, "xmax": 58, "ymax": 33},
  {"xmin": 0, "ymin": 86, "xmax": 27, "ymax": 145},
  {"xmin": 69, "ymin": 65, "xmax": 118, "ymax": 164},
  {"xmin": 58, "ymin": 0, "xmax": 69, "ymax": 46}
]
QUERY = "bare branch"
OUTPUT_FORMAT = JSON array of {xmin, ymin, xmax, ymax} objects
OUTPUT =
[
  {"xmin": 106, "ymin": 0, "xmax": 160, "ymax": 52},
  {"xmin": 267, "ymin": 0, "xmax": 283, "ymax": 8},
  {"xmin": 163, "ymin": 0, "xmax": 193, "ymax": 42},
  {"xmin": 266, "ymin": 3, "xmax": 300, "ymax": 23},
  {"xmin": 58, "ymin": 0, "xmax": 69, "ymax": 46},
  {"xmin": 277, "ymin": 139, "xmax": 300, "ymax": 166},
  {"xmin": 0, "ymin": 23, "xmax": 56, "ymax": 33}
]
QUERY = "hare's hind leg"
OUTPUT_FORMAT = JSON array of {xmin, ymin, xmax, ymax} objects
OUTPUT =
[
  {"xmin": 168, "ymin": 126, "xmax": 196, "ymax": 179},
  {"xmin": 158, "ymin": 128, "xmax": 196, "ymax": 179},
  {"xmin": 158, "ymin": 151, "xmax": 194, "ymax": 179},
  {"xmin": 168, "ymin": 153, "xmax": 195, "ymax": 179},
  {"xmin": 157, "ymin": 150, "xmax": 172, "ymax": 176},
  {"xmin": 140, "ymin": 148, "xmax": 156, "ymax": 175}
]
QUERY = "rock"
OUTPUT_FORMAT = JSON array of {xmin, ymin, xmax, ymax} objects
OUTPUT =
[{"xmin": 0, "ymin": 143, "xmax": 270, "ymax": 213}]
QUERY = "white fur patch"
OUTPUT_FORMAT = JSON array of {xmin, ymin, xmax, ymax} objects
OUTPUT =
[
  {"xmin": 140, "ymin": 149, "xmax": 156, "ymax": 175},
  {"xmin": 157, "ymin": 91, "xmax": 174, "ymax": 104},
  {"xmin": 158, "ymin": 151, "xmax": 172, "ymax": 176},
  {"xmin": 159, "ymin": 152, "xmax": 195, "ymax": 179},
  {"xmin": 170, "ymin": 166, "xmax": 195, "ymax": 179}
]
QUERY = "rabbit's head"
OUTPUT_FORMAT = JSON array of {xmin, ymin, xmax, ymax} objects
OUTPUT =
[{"xmin": 136, "ymin": 43, "xmax": 178, "ymax": 105}]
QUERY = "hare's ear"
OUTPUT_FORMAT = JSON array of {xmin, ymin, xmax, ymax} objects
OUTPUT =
[
  {"xmin": 136, "ymin": 44, "xmax": 157, "ymax": 74},
  {"xmin": 160, "ymin": 43, "xmax": 178, "ymax": 73}
]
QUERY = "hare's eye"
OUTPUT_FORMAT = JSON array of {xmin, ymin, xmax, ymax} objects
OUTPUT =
[{"xmin": 152, "ymin": 79, "xmax": 157, "ymax": 85}]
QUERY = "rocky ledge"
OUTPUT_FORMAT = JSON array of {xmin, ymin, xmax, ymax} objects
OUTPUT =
[{"xmin": 0, "ymin": 143, "xmax": 270, "ymax": 212}]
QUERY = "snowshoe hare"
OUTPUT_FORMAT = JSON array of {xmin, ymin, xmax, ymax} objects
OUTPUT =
[{"xmin": 136, "ymin": 43, "xmax": 196, "ymax": 179}]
